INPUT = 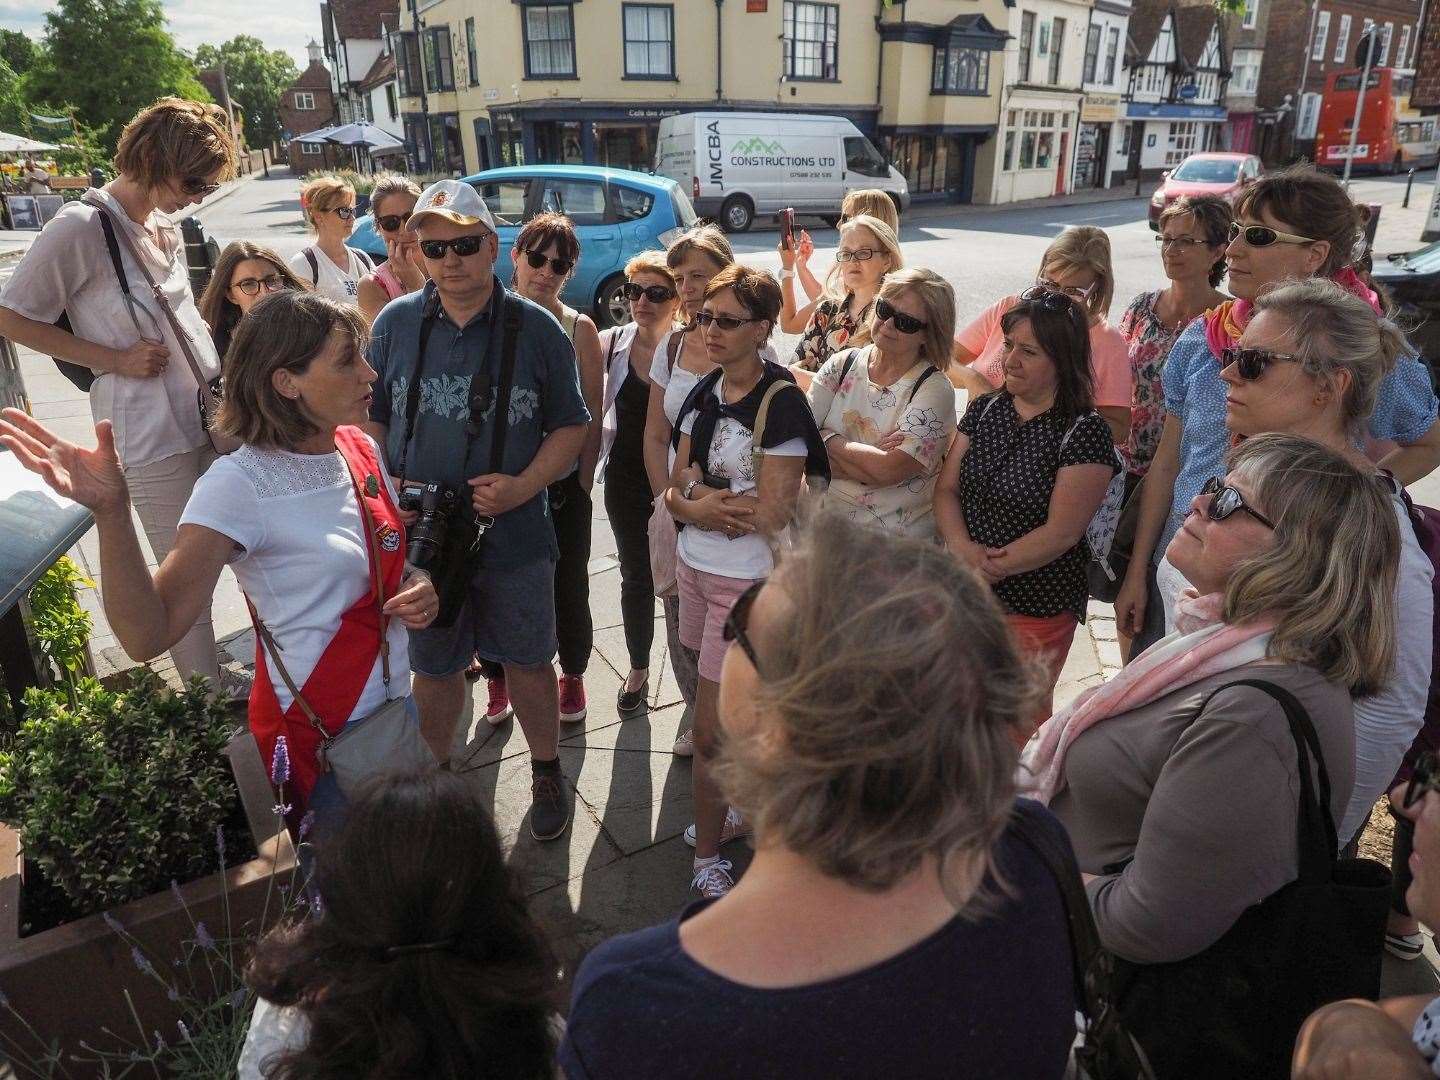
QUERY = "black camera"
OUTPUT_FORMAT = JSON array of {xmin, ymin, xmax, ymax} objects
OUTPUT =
[{"xmin": 398, "ymin": 481, "xmax": 460, "ymax": 571}]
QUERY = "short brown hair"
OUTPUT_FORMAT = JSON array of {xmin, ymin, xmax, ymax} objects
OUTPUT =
[
  {"xmin": 1233, "ymin": 164, "xmax": 1361, "ymax": 278},
  {"xmin": 1159, "ymin": 194, "xmax": 1235, "ymax": 287},
  {"xmin": 666, "ymin": 223, "xmax": 733, "ymax": 271},
  {"xmin": 514, "ymin": 211, "xmax": 580, "ymax": 265},
  {"xmin": 215, "ymin": 291, "xmax": 368, "ymax": 450},
  {"xmin": 369, "ymin": 173, "xmax": 422, "ymax": 224},
  {"xmin": 703, "ymin": 263, "xmax": 782, "ymax": 338},
  {"xmin": 114, "ymin": 97, "xmax": 237, "ymax": 190}
]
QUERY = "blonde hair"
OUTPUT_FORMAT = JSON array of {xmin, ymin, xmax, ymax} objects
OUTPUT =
[
  {"xmin": 714, "ymin": 511, "xmax": 1043, "ymax": 897},
  {"xmin": 624, "ymin": 249, "xmax": 676, "ymax": 287},
  {"xmin": 114, "ymin": 97, "xmax": 237, "ymax": 191},
  {"xmin": 825, "ymin": 214, "xmax": 903, "ymax": 301},
  {"xmin": 368, "ymin": 173, "xmax": 422, "ymax": 223},
  {"xmin": 666, "ymin": 223, "xmax": 734, "ymax": 271},
  {"xmin": 840, "ymin": 189, "xmax": 899, "ymax": 233},
  {"xmin": 300, "ymin": 174, "xmax": 357, "ymax": 230},
  {"xmin": 1224, "ymin": 434, "xmax": 1398, "ymax": 695},
  {"xmin": 1041, "ymin": 226, "xmax": 1115, "ymax": 319},
  {"xmin": 871, "ymin": 268, "xmax": 955, "ymax": 370}
]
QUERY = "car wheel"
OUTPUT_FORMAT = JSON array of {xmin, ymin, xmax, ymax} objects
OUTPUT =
[
  {"xmin": 595, "ymin": 274, "xmax": 632, "ymax": 330},
  {"xmin": 720, "ymin": 195, "xmax": 754, "ymax": 233}
]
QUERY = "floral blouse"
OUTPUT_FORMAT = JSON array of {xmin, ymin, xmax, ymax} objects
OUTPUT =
[
  {"xmin": 793, "ymin": 293, "xmax": 873, "ymax": 372},
  {"xmin": 807, "ymin": 346, "xmax": 957, "ymax": 538},
  {"xmin": 1118, "ymin": 290, "xmax": 1198, "ymax": 476}
]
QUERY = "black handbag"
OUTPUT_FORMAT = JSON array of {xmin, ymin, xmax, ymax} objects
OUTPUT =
[{"xmin": 1109, "ymin": 679, "xmax": 1391, "ymax": 1079}]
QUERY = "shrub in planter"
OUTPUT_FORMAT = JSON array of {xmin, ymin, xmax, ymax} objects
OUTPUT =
[
  {"xmin": 0, "ymin": 671, "xmax": 242, "ymax": 919},
  {"xmin": 25, "ymin": 555, "xmax": 94, "ymax": 692}
]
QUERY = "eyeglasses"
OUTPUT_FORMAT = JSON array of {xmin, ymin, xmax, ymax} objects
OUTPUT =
[
  {"xmin": 1199, "ymin": 476, "xmax": 1275, "ymax": 529},
  {"xmin": 1227, "ymin": 222, "xmax": 1319, "ymax": 248},
  {"xmin": 377, "ymin": 211, "xmax": 412, "ymax": 232},
  {"xmin": 722, "ymin": 579, "xmax": 765, "ymax": 669},
  {"xmin": 231, "ymin": 273, "xmax": 287, "ymax": 297},
  {"xmin": 836, "ymin": 247, "xmax": 878, "ymax": 263},
  {"xmin": 329, "ymin": 206, "xmax": 356, "ymax": 221},
  {"xmin": 1403, "ymin": 753, "xmax": 1440, "ymax": 810},
  {"xmin": 1018, "ymin": 285, "xmax": 1088, "ymax": 320},
  {"xmin": 1220, "ymin": 346, "xmax": 1302, "ymax": 381},
  {"xmin": 694, "ymin": 310, "xmax": 761, "ymax": 331},
  {"xmin": 418, "ymin": 234, "xmax": 489, "ymax": 260},
  {"xmin": 523, "ymin": 249, "xmax": 575, "ymax": 275},
  {"xmin": 179, "ymin": 177, "xmax": 220, "ymax": 198},
  {"xmin": 874, "ymin": 297, "xmax": 927, "ymax": 335},
  {"xmin": 623, "ymin": 281, "xmax": 678, "ymax": 303},
  {"xmin": 1155, "ymin": 235, "xmax": 1210, "ymax": 250},
  {"xmin": 1035, "ymin": 276, "xmax": 1095, "ymax": 300}
]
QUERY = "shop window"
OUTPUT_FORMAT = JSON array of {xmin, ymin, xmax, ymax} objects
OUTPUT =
[
  {"xmin": 476, "ymin": 180, "xmax": 532, "ymax": 224},
  {"xmin": 784, "ymin": 1, "xmax": 838, "ymax": 80},
  {"xmin": 1036, "ymin": 130, "xmax": 1054, "ymax": 169},
  {"xmin": 932, "ymin": 41, "xmax": 989, "ymax": 94},
  {"xmin": 1020, "ymin": 131, "xmax": 1037, "ymax": 169},
  {"xmin": 623, "ymin": 4, "xmax": 675, "ymax": 78},
  {"xmin": 613, "ymin": 185, "xmax": 655, "ymax": 221},
  {"xmin": 541, "ymin": 178, "xmax": 608, "ymax": 225},
  {"xmin": 428, "ymin": 113, "xmax": 465, "ymax": 174},
  {"xmin": 404, "ymin": 116, "xmax": 431, "ymax": 170},
  {"xmin": 524, "ymin": 3, "xmax": 577, "ymax": 78}
]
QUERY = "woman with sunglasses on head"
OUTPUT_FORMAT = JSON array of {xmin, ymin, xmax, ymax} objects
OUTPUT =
[
  {"xmin": 951, "ymin": 226, "xmax": 1132, "ymax": 447},
  {"xmin": 806, "ymin": 268, "xmax": 958, "ymax": 538},
  {"xmin": 471, "ymin": 213, "xmax": 604, "ymax": 727},
  {"xmin": 1114, "ymin": 164, "xmax": 1440, "ymax": 659},
  {"xmin": 780, "ymin": 189, "xmax": 900, "ymax": 317},
  {"xmin": 199, "ymin": 241, "xmax": 309, "ymax": 361},
  {"xmin": 1027, "ymin": 434, "xmax": 1399, "ymax": 1078},
  {"xmin": 665, "ymin": 264, "xmax": 829, "ymax": 899},
  {"xmin": 596, "ymin": 252, "xmax": 683, "ymax": 717},
  {"xmin": 289, "ymin": 174, "xmax": 375, "ymax": 305},
  {"xmin": 0, "ymin": 97, "xmax": 237, "ymax": 693},
  {"xmin": 356, "ymin": 173, "xmax": 426, "ymax": 326},
  {"xmin": 934, "ymin": 289, "xmax": 1119, "ymax": 719}
]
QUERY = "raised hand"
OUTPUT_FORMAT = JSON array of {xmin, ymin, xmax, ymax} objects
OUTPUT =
[{"xmin": 0, "ymin": 410, "xmax": 129, "ymax": 515}]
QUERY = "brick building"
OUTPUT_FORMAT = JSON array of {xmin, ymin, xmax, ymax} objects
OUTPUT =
[
  {"xmin": 1413, "ymin": 0, "xmax": 1440, "ymax": 109},
  {"xmin": 278, "ymin": 42, "xmax": 341, "ymax": 168},
  {"xmin": 1224, "ymin": 0, "xmax": 1266, "ymax": 152}
]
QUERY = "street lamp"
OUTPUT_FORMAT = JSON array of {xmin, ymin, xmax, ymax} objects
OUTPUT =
[{"xmin": 1342, "ymin": 28, "xmax": 1378, "ymax": 187}]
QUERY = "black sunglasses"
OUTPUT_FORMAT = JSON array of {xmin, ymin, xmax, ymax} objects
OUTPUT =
[
  {"xmin": 1018, "ymin": 285, "xmax": 1087, "ymax": 319},
  {"xmin": 623, "ymin": 281, "xmax": 678, "ymax": 304},
  {"xmin": 523, "ymin": 249, "xmax": 575, "ymax": 275},
  {"xmin": 694, "ymin": 310, "xmax": 761, "ymax": 331},
  {"xmin": 323, "ymin": 206, "xmax": 355, "ymax": 221},
  {"xmin": 1199, "ymin": 477, "xmax": 1275, "ymax": 529},
  {"xmin": 874, "ymin": 297, "xmax": 927, "ymax": 335},
  {"xmin": 722, "ymin": 579, "xmax": 766, "ymax": 669},
  {"xmin": 231, "ymin": 273, "xmax": 286, "ymax": 297},
  {"xmin": 419, "ymin": 234, "xmax": 488, "ymax": 260},
  {"xmin": 377, "ymin": 211, "xmax": 412, "ymax": 232},
  {"xmin": 1403, "ymin": 753, "xmax": 1440, "ymax": 810},
  {"xmin": 1220, "ymin": 346, "xmax": 1302, "ymax": 381},
  {"xmin": 1227, "ymin": 222, "xmax": 1319, "ymax": 248},
  {"xmin": 180, "ymin": 177, "xmax": 221, "ymax": 198}
]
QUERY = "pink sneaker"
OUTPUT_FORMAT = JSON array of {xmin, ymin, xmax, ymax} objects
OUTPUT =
[
  {"xmin": 559, "ymin": 674, "xmax": 587, "ymax": 723},
  {"xmin": 484, "ymin": 677, "xmax": 513, "ymax": 726}
]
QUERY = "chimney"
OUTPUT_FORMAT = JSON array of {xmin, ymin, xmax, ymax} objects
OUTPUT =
[{"xmin": 307, "ymin": 39, "xmax": 323, "ymax": 66}]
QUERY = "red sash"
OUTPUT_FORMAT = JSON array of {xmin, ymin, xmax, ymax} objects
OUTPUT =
[{"xmin": 246, "ymin": 426, "xmax": 406, "ymax": 813}]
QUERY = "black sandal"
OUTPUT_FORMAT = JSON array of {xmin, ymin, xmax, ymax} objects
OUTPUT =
[{"xmin": 617, "ymin": 680, "xmax": 649, "ymax": 715}]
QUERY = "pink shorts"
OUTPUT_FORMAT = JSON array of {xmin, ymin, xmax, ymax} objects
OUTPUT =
[{"xmin": 676, "ymin": 560, "xmax": 758, "ymax": 683}]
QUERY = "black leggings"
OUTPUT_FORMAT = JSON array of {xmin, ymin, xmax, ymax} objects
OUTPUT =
[
  {"xmin": 479, "ymin": 471, "xmax": 593, "ymax": 678},
  {"xmin": 603, "ymin": 453, "xmax": 657, "ymax": 673}
]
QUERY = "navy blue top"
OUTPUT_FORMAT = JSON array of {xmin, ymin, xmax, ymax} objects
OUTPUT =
[
  {"xmin": 559, "ymin": 802, "xmax": 1077, "ymax": 1079},
  {"xmin": 367, "ymin": 279, "xmax": 590, "ymax": 569}
]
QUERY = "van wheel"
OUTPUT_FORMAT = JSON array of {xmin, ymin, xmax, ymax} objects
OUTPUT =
[
  {"xmin": 595, "ymin": 274, "xmax": 632, "ymax": 330},
  {"xmin": 720, "ymin": 195, "xmax": 754, "ymax": 233}
]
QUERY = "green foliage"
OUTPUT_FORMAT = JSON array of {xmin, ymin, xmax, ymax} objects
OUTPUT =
[
  {"xmin": 0, "ymin": 57, "xmax": 26, "ymax": 135},
  {"xmin": 24, "ymin": 0, "xmax": 211, "ymax": 153},
  {"xmin": 1214, "ymin": 0, "xmax": 1247, "ymax": 12},
  {"xmin": 0, "ymin": 671, "xmax": 240, "ymax": 917},
  {"xmin": 0, "ymin": 30, "xmax": 39, "ymax": 76},
  {"xmin": 194, "ymin": 36, "xmax": 298, "ymax": 152},
  {"xmin": 26, "ymin": 556, "xmax": 94, "ymax": 692}
]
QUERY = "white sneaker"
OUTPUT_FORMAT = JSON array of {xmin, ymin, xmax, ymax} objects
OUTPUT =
[
  {"xmin": 690, "ymin": 858, "xmax": 735, "ymax": 899},
  {"xmin": 672, "ymin": 728, "xmax": 694, "ymax": 756},
  {"xmin": 684, "ymin": 807, "xmax": 750, "ymax": 848}
]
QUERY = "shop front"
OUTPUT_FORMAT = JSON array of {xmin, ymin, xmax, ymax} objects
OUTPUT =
[
  {"xmin": 881, "ymin": 126, "xmax": 993, "ymax": 203},
  {"xmin": 1076, "ymin": 94, "xmax": 1124, "ymax": 189},
  {"xmin": 984, "ymin": 92, "xmax": 1082, "ymax": 204},
  {"xmin": 1125, "ymin": 101, "xmax": 1227, "ymax": 176}
]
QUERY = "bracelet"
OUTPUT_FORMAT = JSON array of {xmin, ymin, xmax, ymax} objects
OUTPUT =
[
  {"xmin": 682, "ymin": 478, "xmax": 701, "ymax": 500},
  {"xmin": 822, "ymin": 431, "xmax": 844, "ymax": 446},
  {"xmin": 779, "ymin": 268, "xmax": 795, "ymax": 282}
]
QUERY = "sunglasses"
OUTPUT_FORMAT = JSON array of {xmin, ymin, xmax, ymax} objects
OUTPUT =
[
  {"xmin": 418, "ymin": 234, "xmax": 488, "ymax": 260},
  {"xmin": 722, "ymin": 579, "xmax": 765, "ymax": 669},
  {"xmin": 623, "ymin": 281, "xmax": 678, "ymax": 304},
  {"xmin": 694, "ymin": 310, "xmax": 761, "ymax": 331},
  {"xmin": 329, "ymin": 206, "xmax": 356, "ymax": 221},
  {"xmin": 377, "ymin": 211, "xmax": 412, "ymax": 232},
  {"xmin": 1403, "ymin": 753, "xmax": 1440, "ymax": 810},
  {"xmin": 874, "ymin": 297, "xmax": 927, "ymax": 335},
  {"xmin": 1035, "ymin": 276, "xmax": 1095, "ymax": 300},
  {"xmin": 523, "ymin": 249, "xmax": 575, "ymax": 275},
  {"xmin": 1228, "ymin": 222, "xmax": 1318, "ymax": 248},
  {"xmin": 180, "ymin": 177, "xmax": 221, "ymax": 198},
  {"xmin": 836, "ymin": 247, "xmax": 878, "ymax": 263},
  {"xmin": 1199, "ymin": 477, "xmax": 1275, "ymax": 529},
  {"xmin": 1220, "ymin": 346, "xmax": 1302, "ymax": 381},
  {"xmin": 1018, "ymin": 285, "xmax": 1088, "ymax": 318},
  {"xmin": 231, "ymin": 273, "xmax": 287, "ymax": 297}
]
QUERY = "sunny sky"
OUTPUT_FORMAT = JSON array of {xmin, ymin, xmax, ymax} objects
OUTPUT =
[{"xmin": 2, "ymin": 0, "xmax": 319, "ymax": 70}]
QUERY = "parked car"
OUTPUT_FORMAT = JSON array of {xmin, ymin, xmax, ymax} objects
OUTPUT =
[
  {"xmin": 654, "ymin": 111, "xmax": 909, "ymax": 233},
  {"xmin": 347, "ymin": 164, "xmax": 697, "ymax": 327},
  {"xmin": 1147, "ymin": 152, "xmax": 1262, "ymax": 229},
  {"xmin": 1372, "ymin": 240, "xmax": 1440, "ymax": 386}
]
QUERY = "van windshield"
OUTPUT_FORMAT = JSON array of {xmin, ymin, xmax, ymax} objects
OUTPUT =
[{"xmin": 844, "ymin": 136, "xmax": 890, "ymax": 178}]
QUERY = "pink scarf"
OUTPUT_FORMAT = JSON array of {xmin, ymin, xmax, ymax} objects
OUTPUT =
[
  {"xmin": 1203, "ymin": 266, "xmax": 1384, "ymax": 359},
  {"xmin": 1019, "ymin": 593, "xmax": 1276, "ymax": 803}
]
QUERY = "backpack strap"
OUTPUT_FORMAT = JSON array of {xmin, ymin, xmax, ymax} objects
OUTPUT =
[
  {"xmin": 666, "ymin": 327, "xmax": 683, "ymax": 374},
  {"xmin": 96, "ymin": 212, "xmax": 130, "ymax": 298},
  {"xmin": 355, "ymin": 248, "xmax": 375, "ymax": 272},
  {"xmin": 837, "ymin": 347, "xmax": 860, "ymax": 387},
  {"xmin": 305, "ymin": 247, "xmax": 320, "ymax": 285}
]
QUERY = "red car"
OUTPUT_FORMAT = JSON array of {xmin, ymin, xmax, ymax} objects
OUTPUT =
[{"xmin": 1148, "ymin": 152, "xmax": 1262, "ymax": 229}]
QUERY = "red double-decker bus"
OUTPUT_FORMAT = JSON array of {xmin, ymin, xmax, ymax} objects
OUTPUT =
[{"xmin": 1316, "ymin": 67, "xmax": 1440, "ymax": 174}]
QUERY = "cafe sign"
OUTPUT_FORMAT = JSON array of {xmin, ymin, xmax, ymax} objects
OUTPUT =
[{"xmin": 1081, "ymin": 94, "xmax": 1122, "ymax": 123}]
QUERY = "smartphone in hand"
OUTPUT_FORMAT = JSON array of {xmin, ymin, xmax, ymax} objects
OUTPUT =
[{"xmin": 780, "ymin": 207, "xmax": 795, "ymax": 249}]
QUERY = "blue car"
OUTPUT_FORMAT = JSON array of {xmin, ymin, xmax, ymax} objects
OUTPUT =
[{"xmin": 347, "ymin": 164, "xmax": 698, "ymax": 328}]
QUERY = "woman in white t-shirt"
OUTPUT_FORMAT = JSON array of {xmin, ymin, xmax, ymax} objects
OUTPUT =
[
  {"xmin": 288, "ymin": 174, "xmax": 374, "ymax": 305},
  {"xmin": 0, "ymin": 98, "xmax": 236, "ymax": 691},
  {"xmin": 664, "ymin": 264, "xmax": 829, "ymax": 899},
  {"xmin": 0, "ymin": 291, "xmax": 438, "ymax": 826}
]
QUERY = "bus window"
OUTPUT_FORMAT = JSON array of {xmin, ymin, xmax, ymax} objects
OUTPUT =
[{"xmin": 1334, "ymin": 70, "xmax": 1384, "ymax": 92}]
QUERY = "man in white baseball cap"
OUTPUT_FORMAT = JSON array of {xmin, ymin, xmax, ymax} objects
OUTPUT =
[{"xmin": 408, "ymin": 177, "xmax": 499, "ymax": 231}]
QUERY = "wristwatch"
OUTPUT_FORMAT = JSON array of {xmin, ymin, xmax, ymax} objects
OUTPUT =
[{"xmin": 682, "ymin": 478, "xmax": 702, "ymax": 500}]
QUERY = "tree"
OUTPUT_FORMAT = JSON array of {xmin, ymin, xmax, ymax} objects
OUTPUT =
[
  {"xmin": 0, "ymin": 30, "xmax": 39, "ymax": 75},
  {"xmin": 0, "ymin": 58, "xmax": 27, "ymax": 135},
  {"xmin": 24, "ymin": 0, "xmax": 211, "ymax": 152},
  {"xmin": 194, "ymin": 36, "xmax": 299, "ymax": 151}
]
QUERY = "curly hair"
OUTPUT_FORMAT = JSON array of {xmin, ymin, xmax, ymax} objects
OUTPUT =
[{"xmin": 244, "ymin": 770, "xmax": 557, "ymax": 1080}]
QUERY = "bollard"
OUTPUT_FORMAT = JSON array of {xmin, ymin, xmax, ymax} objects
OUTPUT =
[
  {"xmin": 179, "ymin": 216, "xmax": 216, "ymax": 295},
  {"xmin": 1405, "ymin": 168, "xmax": 1416, "ymax": 209}
]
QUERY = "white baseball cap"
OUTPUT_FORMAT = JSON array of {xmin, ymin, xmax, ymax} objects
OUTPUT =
[{"xmin": 409, "ymin": 178, "xmax": 497, "ymax": 231}]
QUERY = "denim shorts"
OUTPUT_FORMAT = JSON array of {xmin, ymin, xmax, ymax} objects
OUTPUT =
[{"xmin": 408, "ymin": 559, "xmax": 558, "ymax": 676}]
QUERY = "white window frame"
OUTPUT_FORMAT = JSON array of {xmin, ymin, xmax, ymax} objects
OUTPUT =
[
  {"xmin": 1164, "ymin": 121, "xmax": 1199, "ymax": 165},
  {"xmin": 1380, "ymin": 22, "xmax": 1393, "ymax": 64},
  {"xmin": 1297, "ymin": 91, "xmax": 1321, "ymax": 139},
  {"xmin": 1397, "ymin": 24, "xmax": 1412, "ymax": 68},
  {"xmin": 1311, "ymin": 11, "xmax": 1330, "ymax": 62},
  {"xmin": 1242, "ymin": 0, "xmax": 1257, "ymax": 30},
  {"xmin": 300, "ymin": 141, "xmax": 322, "ymax": 155},
  {"xmin": 294, "ymin": 91, "xmax": 315, "ymax": 110},
  {"xmin": 1333, "ymin": 14, "xmax": 1352, "ymax": 63}
]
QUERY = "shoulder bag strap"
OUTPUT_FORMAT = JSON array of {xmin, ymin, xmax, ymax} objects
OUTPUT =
[
  {"xmin": 749, "ymin": 379, "xmax": 796, "ymax": 478},
  {"xmin": 666, "ymin": 328, "xmax": 683, "ymax": 374},
  {"xmin": 305, "ymin": 247, "xmax": 320, "ymax": 286},
  {"xmin": 907, "ymin": 364, "xmax": 940, "ymax": 405},
  {"xmin": 396, "ymin": 292, "xmax": 442, "ymax": 480},
  {"xmin": 95, "ymin": 212, "xmax": 132, "ymax": 299},
  {"xmin": 245, "ymin": 596, "xmax": 331, "ymax": 746},
  {"xmin": 487, "ymin": 297, "xmax": 524, "ymax": 479}
]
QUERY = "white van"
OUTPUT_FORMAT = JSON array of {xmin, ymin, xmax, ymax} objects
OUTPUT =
[{"xmin": 655, "ymin": 111, "xmax": 910, "ymax": 233}]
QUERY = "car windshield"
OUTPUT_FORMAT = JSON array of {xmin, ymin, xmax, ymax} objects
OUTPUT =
[{"xmin": 1171, "ymin": 159, "xmax": 1240, "ymax": 183}]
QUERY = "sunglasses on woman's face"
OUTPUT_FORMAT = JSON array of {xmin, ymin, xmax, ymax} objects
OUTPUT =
[
  {"xmin": 1199, "ymin": 477, "xmax": 1275, "ymax": 529},
  {"xmin": 1220, "ymin": 346, "xmax": 1301, "ymax": 381},
  {"xmin": 1403, "ymin": 753, "xmax": 1440, "ymax": 810},
  {"xmin": 874, "ymin": 297, "xmax": 927, "ymax": 335},
  {"xmin": 623, "ymin": 281, "xmax": 677, "ymax": 303},
  {"xmin": 694, "ymin": 310, "xmax": 760, "ymax": 331},
  {"xmin": 523, "ymin": 249, "xmax": 575, "ymax": 275},
  {"xmin": 722, "ymin": 579, "xmax": 766, "ymax": 670},
  {"xmin": 329, "ymin": 206, "xmax": 356, "ymax": 221},
  {"xmin": 1227, "ymin": 222, "xmax": 1318, "ymax": 248},
  {"xmin": 418, "ymin": 234, "xmax": 488, "ymax": 260},
  {"xmin": 1035, "ymin": 276, "xmax": 1095, "ymax": 300},
  {"xmin": 179, "ymin": 176, "xmax": 220, "ymax": 198},
  {"xmin": 377, "ymin": 211, "xmax": 412, "ymax": 232},
  {"xmin": 231, "ymin": 273, "xmax": 286, "ymax": 297},
  {"xmin": 836, "ymin": 247, "xmax": 878, "ymax": 263}
]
